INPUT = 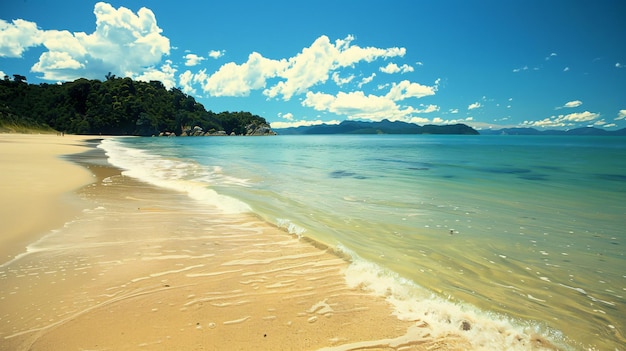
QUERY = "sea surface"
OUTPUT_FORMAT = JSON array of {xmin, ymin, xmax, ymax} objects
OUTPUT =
[{"xmin": 100, "ymin": 134, "xmax": 626, "ymax": 350}]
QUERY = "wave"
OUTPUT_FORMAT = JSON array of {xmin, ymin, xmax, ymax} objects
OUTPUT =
[
  {"xmin": 98, "ymin": 137, "xmax": 572, "ymax": 350},
  {"xmin": 335, "ymin": 244, "xmax": 570, "ymax": 350},
  {"xmin": 98, "ymin": 138, "xmax": 251, "ymax": 214}
]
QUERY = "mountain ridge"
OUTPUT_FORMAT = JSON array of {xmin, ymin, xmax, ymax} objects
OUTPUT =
[{"xmin": 274, "ymin": 119, "xmax": 479, "ymax": 135}]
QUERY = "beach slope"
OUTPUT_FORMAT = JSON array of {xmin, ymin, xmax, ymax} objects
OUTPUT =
[{"xmin": 0, "ymin": 134, "xmax": 94, "ymax": 263}]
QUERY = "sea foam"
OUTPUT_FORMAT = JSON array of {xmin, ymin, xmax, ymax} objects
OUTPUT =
[
  {"xmin": 98, "ymin": 139, "xmax": 251, "ymax": 214},
  {"xmin": 336, "ymin": 244, "xmax": 568, "ymax": 351}
]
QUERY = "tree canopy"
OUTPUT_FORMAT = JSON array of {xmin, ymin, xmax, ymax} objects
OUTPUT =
[{"xmin": 0, "ymin": 74, "xmax": 270, "ymax": 136}]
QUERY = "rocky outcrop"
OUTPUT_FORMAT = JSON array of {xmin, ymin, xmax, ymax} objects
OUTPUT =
[
  {"xmin": 245, "ymin": 123, "xmax": 276, "ymax": 136},
  {"xmin": 158, "ymin": 123, "xmax": 276, "ymax": 137}
]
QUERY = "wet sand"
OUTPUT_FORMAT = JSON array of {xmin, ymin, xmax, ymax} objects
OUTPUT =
[
  {"xmin": 0, "ymin": 136, "xmax": 561, "ymax": 350},
  {"xmin": 0, "ymin": 134, "xmax": 95, "ymax": 263}
]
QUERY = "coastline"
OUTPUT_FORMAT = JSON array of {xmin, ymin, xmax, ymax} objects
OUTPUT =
[
  {"xmin": 0, "ymin": 133, "xmax": 95, "ymax": 264},
  {"xmin": 0, "ymin": 135, "xmax": 566, "ymax": 350}
]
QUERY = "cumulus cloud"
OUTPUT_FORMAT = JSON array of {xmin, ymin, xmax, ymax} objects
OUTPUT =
[
  {"xmin": 134, "ymin": 60, "xmax": 176, "ymax": 89},
  {"xmin": 358, "ymin": 73, "xmax": 376, "ymax": 88},
  {"xmin": 0, "ymin": 2, "xmax": 170, "ymax": 82},
  {"xmin": 263, "ymin": 35, "xmax": 405, "ymax": 100},
  {"xmin": 179, "ymin": 70, "xmax": 196, "ymax": 95},
  {"xmin": 379, "ymin": 62, "xmax": 414, "ymax": 74},
  {"xmin": 545, "ymin": 52, "xmax": 557, "ymax": 60},
  {"xmin": 616, "ymin": 63, "xmax": 624, "ymax": 69},
  {"xmin": 385, "ymin": 80, "xmax": 438, "ymax": 101},
  {"xmin": 303, "ymin": 91, "xmax": 407, "ymax": 121},
  {"xmin": 468, "ymin": 102, "xmax": 481, "ymax": 110},
  {"xmin": 195, "ymin": 35, "xmax": 407, "ymax": 100},
  {"xmin": 523, "ymin": 111, "xmax": 600, "ymax": 128},
  {"xmin": 415, "ymin": 104, "xmax": 439, "ymax": 113},
  {"xmin": 184, "ymin": 53, "xmax": 205, "ymax": 66},
  {"xmin": 616, "ymin": 109, "xmax": 626, "ymax": 120},
  {"xmin": 560, "ymin": 100, "xmax": 582, "ymax": 109},
  {"xmin": 0, "ymin": 19, "xmax": 43, "ymax": 57},
  {"xmin": 280, "ymin": 112, "xmax": 294, "ymax": 120},
  {"xmin": 208, "ymin": 50, "xmax": 225, "ymax": 59},
  {"xmin": 332, "ymin": 72, "xmax": 354, "ymax": 86},
  {"xmin": 199, "ymin": 52, "xmax": 286, "ymax": 97}
]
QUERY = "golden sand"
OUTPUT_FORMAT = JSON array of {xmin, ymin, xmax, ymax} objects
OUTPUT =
[{"xmin": 0, "ymin": 134, "xmax": 94, "ymax": 263}]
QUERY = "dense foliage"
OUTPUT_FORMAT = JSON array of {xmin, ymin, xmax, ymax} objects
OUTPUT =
[{"xmin": 0, "ymin": 74, "xmax": 269, "ymax": 136}]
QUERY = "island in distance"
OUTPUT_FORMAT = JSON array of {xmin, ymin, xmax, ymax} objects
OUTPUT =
[
  {"xmin": 273, "ymin": 119, "xmax": 626, "ymax": 136},
  {"xmin": 273, "ymin": 119, "xmax": 479, "ymax": 135}
]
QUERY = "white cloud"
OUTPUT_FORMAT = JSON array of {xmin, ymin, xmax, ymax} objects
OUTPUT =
[
  {"xmin": 545, "ymin": 52, "xmax": 557, "ymax": 60},
  {"xmin": 270, "ymin": 119, "xmax": 340, "ymax": 129},
  {"xmin": 385, "ymin": 80, "xmax": 438, "ymax": 101},
  {"xmin": 303, "ymin": 90, "xmax": 410, "ymax": 121},
  {"xmin": 379, "ymin": 62, "xmax": 414, "ymax": 74},
  {"xmin": 0, "ymin": 19, "xmax": 44, "ymax": 57},
  {"xmin": 358, "ymin": 73, "xmax": 376, "ymax": 88},
  {"xmin": 512, "ymin": 65, "xmax": 528, "ymax": 73},
  {"xmin": 616, "ymin": 63, "xmax": 624, "ymax": 69},
  {"xmin": 616, "ymin": 109, "xmax": 626, "ymax": 120},
  {"xmin": 200, "ymin": 52, "xmax": 286, "ymax": 97},
  {"xmin": 262, "ymin": 35, "xmax": 405, "ymax": 100},
  {"xmin": 32, "ymin": 51, "xmax": 84, "ymax": 71},
  {"xmin": 184, "ymin": 53, "xmax": 206, "ymax": 66},
  {"xmin": 523, "ymin": 111, "xmax": 601, "ymax": 128},
  {"xmin": 302, "ymin": 78, "xmax": 437, "ymax": 122},
  {"xmin": 562, "ymin": 100, "xmax": 582, "ymax": 108},
  {"xmin": 468, "ymin": 102, "xmax": 481, "ymax": 110},
  {"xmin": 449, "ymin": 108, "xmax": 459, "ymax": 114},
  {"xmin": 208, "ymin": 50, "xmax": 225, "ymax": 59},
  {"xmin": 134, "ymin": 60, "xmax": 176, "ymax": 89},
  {"xmin": 415, "ymin": 61, "xmax": 423, "ymax": 66},
  {"xmin": 563, "ymin": 67, "xmax": 570, "ymax": 72},
  {"xmin": 0, "ymin": 70, "xmax": 5, "ymax": 78},
  {"xmin": 415, "ymin": 104, "xmax": 439, "ymax": 113},
  {"xmin": 593, "ymin": 119, "xmax": 606, "ymax": 126},
  {"xmin": 280, "ymin": 112, "xmax": 294, "ymax": 120},
  {"xmin": 3, "ymin": 3, "xmax": 171, "ymax": 82},
  {"xmin": 332, "ymin": 72, "xmax": 355, "ymax": 86},
  {"xmin": 179, "ymin": 70, "xmax": 196, "ymax": 95}
]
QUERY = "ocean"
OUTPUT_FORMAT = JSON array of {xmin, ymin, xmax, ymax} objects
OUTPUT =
[{"xmin": 99, "ymin": 134, "xmax": 625, "ymax": 350}]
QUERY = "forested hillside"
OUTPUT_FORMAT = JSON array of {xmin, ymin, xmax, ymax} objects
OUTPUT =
[{"xmin": 0, "ymin": 74, "xmax": 271, "ymax": 136}]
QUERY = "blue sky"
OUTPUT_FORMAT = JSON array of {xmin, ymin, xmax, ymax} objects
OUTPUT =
[{"xmin": 1, "ymin": 1, "xmax": 625, "ymax": 130}]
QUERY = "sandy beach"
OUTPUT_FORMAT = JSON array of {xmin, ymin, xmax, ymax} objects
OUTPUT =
[
  {"xmin": 0, "ymin": 134, "xmax": 95, "ymax": 263},
  {"xmin": 0, "ymin": 135, "xmax": 561, "ymax": 350}
]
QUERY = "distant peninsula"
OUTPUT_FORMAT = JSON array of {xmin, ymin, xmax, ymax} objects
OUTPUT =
[
  {"xmin": 274, "ymin": 119, "xmax": 479, "ymax": 135},
  {"xmin": 0, "ymin": 74, "xmax": 274, "ymax": 136}
]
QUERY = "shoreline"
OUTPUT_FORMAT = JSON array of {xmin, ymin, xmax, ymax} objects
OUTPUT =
[
  {"xmin": 0, "ymin": 133, "xmax": 96, "ymax": 264},
  {"xmin": 0, "ymin": 135, "xmax": 567, "ymax": 350}
]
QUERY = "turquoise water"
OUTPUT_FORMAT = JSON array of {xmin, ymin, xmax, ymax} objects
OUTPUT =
[{"xmin": 101, "ymin": 135, "xmax": 626, "ymax": 350}]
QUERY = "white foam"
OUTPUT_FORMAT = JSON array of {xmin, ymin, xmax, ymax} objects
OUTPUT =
[
  {"xmin": 98, "ymin": 139, "xmax": 251, "ymax": 214},
  {"xmin": 336, "ymin": 244, "xmax": 567, "ymax": 350},
  {"xmin": 276, "ymin": 218, "xmax": 307, "ymax": 237}
]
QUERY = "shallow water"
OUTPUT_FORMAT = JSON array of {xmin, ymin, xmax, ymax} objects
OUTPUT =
[{"xmin": 98, "ymin": 135, "xmax": 625, "ymax": 350}]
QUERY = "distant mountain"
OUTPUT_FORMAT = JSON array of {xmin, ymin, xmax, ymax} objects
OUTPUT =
[
  {"xmin": 274, "ymin": 119, "xmax": 479, "ymax": 135},
  {"xmin": 479, "ymin": 127, "xmax": 626, "ymax": 136}
]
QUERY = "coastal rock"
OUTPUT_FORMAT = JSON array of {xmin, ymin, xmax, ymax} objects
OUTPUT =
[{"xmin": 245, "ymin": 123, "xmax": 276, "ymax": 136}]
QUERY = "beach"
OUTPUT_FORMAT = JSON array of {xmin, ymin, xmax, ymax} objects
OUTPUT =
[
  {"xmin": 0, "ymin": 134, "xmax": 94, "ymax": 263},
  {"xmin": 0, "ymin": 135, "xmax": 565, "ymax": 350}
]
